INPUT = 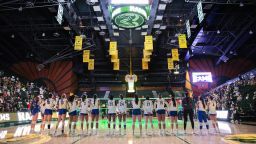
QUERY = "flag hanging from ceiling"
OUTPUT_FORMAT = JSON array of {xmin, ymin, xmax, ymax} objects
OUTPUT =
[
  {"xmin": 83, "ymin": 50, "xmax": 90, "ymax": 63},
  {"xmin": 178, "ymin": 34, "xmax": 187, "ymax": 48},
  {"xmin": 167, "ymin": 58, "xmax": 174, "ymax": 70},
  {"xmin": 74, "ymin": 36, "xmax": 83, "ymax": 50},
  {"xmin": 88, "ymin": 59, "xmax": 94, "ymax": 70},
  {"xmin": 171, "ymin": 49, "xmax": 179, "ymax": 61}
]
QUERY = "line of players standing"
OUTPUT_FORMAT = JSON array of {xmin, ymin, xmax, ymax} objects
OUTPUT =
[{"xmin": 29, "ymin": 92, "xmax": 220, "ymax": 136}]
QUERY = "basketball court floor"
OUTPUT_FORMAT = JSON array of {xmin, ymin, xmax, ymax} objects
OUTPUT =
[{"xmin": 0, "ymin": 119, "xmax": 255, "ymax": 144}]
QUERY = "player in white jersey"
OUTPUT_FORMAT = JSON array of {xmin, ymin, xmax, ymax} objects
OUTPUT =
[
  {"xmin": 132, "ymin": 94, "xmax": 142, "ymax": 136},
  {"xmin": 80, "ymin": 95, "xmax": 91, "ymax": 135},
  {"xmin": 196, "ymin": 96, "xmax": 209, "ymax": 135},
  {"xmin": 41, "ymin": 93, "xmax": 55, "ymax": 134},
  {"xmin": 154, "ymin": 94, "xmax": 168, "ymax": 136},
  {"xmin": 117, "ymin": 94, "xmax": 127, "ymax": 135},
  {"xmin": 67, "ymin": 95, "xmax": 78, "ymax": 135},
  {"xmin": 90, "ymin": 94, "xmax": 100, "ymax": 135},
  {"xmin": 142, "ymin": 96, "xmax": 154, "ymax": 135},
  {"xmin": 207, "ymin": 96, "xmax": 219, "ymax": 133},
  {"xmin": 54, "ymin": 93, "xmax": 68, "ymax": 135},
  {"xmin": 39, "ymin": 96, "xmax": 46, "ymax": 133},
  {"xmin": 168, "ymin": 94, "xmax": 178, "ymax": 134},
  {"xmin": 107, "ymin": 95, "xmax": 116, "ymax": 135}
]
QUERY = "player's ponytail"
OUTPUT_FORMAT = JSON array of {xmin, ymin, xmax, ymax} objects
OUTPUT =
[
  {"xmin": 93, "ymin": 94, "xmax": 97, "ymax": 105},
  {"xmin": 171, "ymin": 95, "xmax": 176, "ymax": 107},
  {"xmin": 135, "ymin": 94, "xmax": 139, "ymax": 105}
]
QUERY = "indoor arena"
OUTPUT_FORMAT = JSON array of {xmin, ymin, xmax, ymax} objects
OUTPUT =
[{"xmin": 0, "ymin": 0, "xmax": 256, "ymax": 144}]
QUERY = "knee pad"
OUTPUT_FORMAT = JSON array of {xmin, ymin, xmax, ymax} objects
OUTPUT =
[
  {"xmin": 71, "ymin": 122, "xmax": 76, "ymax": 126},
  {"xmin": 138, "ymin": 121, "xmax": 141, "ymax": 125},
  {"xmin": 161, "ymin": 121, "xmax": 165, "ymax": 125},
  {"xmin": 199, "ymin": 122, "xmax": 203, "ymax": 126},
  {"xmin": 96, "ymin": 121, "xmax": 98, "ymax": 124},
  {"xmin": 123, "ymin": 121, "xmax": 126, "ymax": 125}
]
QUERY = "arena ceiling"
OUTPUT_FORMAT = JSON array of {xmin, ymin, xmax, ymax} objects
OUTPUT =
[{"xmin": 0, "ymin": 0, "xmax": 255, "ymax": 88}]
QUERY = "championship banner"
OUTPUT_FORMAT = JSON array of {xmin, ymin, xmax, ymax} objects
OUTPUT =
[
  {"xmin": 74, "ymin": 36, "xmax": 83, "ymax": 50},
  {"xmin": 143, "ymin": 55, "xmax": 150, "ymax": 62},
  {"xmin": 88, "ymin": 59, "xmax": 94, "ymax": 70},
  {"xmin": 83, "ymin": 50, "xmax": 90, "ymax": 63},
  {"xmin": 142, "ymin": 59, "xmax": 148, "ymax": 70},
  {"xmin": 143, "ymin": 49, "xmax": 152, "ymax": 57},
  {"xmin": 111, "ymin": 54, "xmax": 119, "ymax": 63},
  {"xmin": 178, "ymin": 34, "xmax": 187, "ymax": 48},
  {"xmin": 145, "ymin": 35, "xmax": 153, "ymax": 43},
  {"xmin": 171, "ymin": 49, "xmax": 179, "ymax": 61},
  {"xmin": 113, "ymin": 59, "xmax": 119, "ymax": 70},
  {"xmin": 167, "ymin": 58, "xmax": 174, "ymax": 70},
  {"xmin": 109, "ymin": 49, "xmax": 118, "ymax": 56},
  {"xmin": 109, "ymin": 41, "xmax": 117, "ymax": 51},
  {"xmin": 144, "ymin": 42, "xmax": 153, "ymax": 51}
]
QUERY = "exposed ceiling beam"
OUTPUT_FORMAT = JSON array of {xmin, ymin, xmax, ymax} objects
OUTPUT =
[
  {"xmin": 146, "ymin": 0, "xmax": 160, "ymax": 34},
  {"xmin": 216, "ymin": 19, "xmax": 256, "ymax": 65}
]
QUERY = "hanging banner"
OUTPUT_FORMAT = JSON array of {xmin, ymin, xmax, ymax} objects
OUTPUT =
[
  {"xmin": 113, "ymin": 59, "xmax": 120, "ymax": 70},
  {"xmin": 143, "ymin": 49, "xmax": 152, "ymax": 56},
  {"xmin": 142, "ymin": 59, "xmax": 148, "ymax": 70},
  {"xmin": 111, "ymin": 54, "xmax": 119, "ymax": 63},
  {"xmin": 143, "ymin": 55, "xmax": 150, "ymax": 62},
  {"xmin": 144, "ymin": 42, "xmax": 153, "ymax": 51},
  {"xmin": 178, "ymin": 34, "xmax": 187, "ymax": 48},
  {"xmin": 109, "ymin": 41, "xmax": 117, "ymax": 50},
  {"xmin": 83, "ymin": 50, "xmax": 90, "ymax": 63},
  {"xmin": 88, "ymin": 59, "xmax": 94, "ymax": 70},
  {"xmin": 74, "ymin": 36, "xmax": 83, "ymax": 50},
  {"xmin": 171, "ymin": 49, "xmax": 179, "ymax": 61},
  {"xmin": 167, "ymin": 58, "xmax": 174, "ymax": 70},
  {"xmin": 110, "ymin": 49, "xmax": 118, "ymax": 56},
  {"xmin": 145, "ymin": 35, "xmax": 153, "ymax": 43}
]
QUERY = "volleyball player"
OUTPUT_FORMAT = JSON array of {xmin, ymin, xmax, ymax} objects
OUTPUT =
[
  {"xmin": 107, "ymin": 95, "xmax": 116, "ymax": 135},
  {"xmin": 39, "ymin": 96, "xmax": 46, "ymax": 133},
  {"xmin": 67, "ymin": 95, "xmax": 78, "ymax": 135},
  {"xmin": 168, "ymin": 94, "xmax": 178, "ymax": 135},
  {"xmin": 182, "ymin": 92, "xmax": 195, "ymax": 134},
  {"xmin": 80, "ymin": 95, "xmax": 90, "ymax": 135},
  {"xmin": 54, "ymin": 93, "xmax": 68, "ymax": 136},
  {"xmin": 208, "ymin": 96, "xmax": 220, "ymax": 133},
  {"xmin": 132, "ymin": 94, "xmax": 142, "ymax": 136},
  {"xmin": 117, "ymin": 94, "xmax": 127, "ymax": 135},
  {"xmin": 42, "ymin": 93, "xmax": 55, "ymax": 135},
  {"xmin": 154, "ymin": 94, "xmax": 168, "ymax": 136},
  {"xmin": 30, "ymin": 96, "xmax": 40, "ymax": 133},
  {"xmin": 142, "ymin": 96, "xmax": 154, "ymax": 135},
  {"xmin": 91, "ymin": 94, "xmax": 100, "ymax": 135},
  {"xmin": 196, "ymin": 96, "xmax": 209, "ymax": 135}
]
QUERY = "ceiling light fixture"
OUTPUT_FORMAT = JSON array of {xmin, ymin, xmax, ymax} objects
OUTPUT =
[
  {"xmin": 93, "ymin": 5, "xmax": 101, "ymax": 12},
  {"xmin": 158, "ymin": 4, "xmax": 167, "ymax": 10},
  {"xmin": 96, "ymin": 16, "xmax": 104, "ymax": 21},
  {"xmin": 94, "ymin": 27, "xmax": 100, "ymax": 31},
  {"xmin": 217, "ymin": 30, "xmax": 220, "ymax": 34},
  {"xmin": 249, "ymin": 30, "xmax": 253, "ymax": 35},
  {"xmin": 141, "ymin": 32, "xmax": 147, "ymax": 35},
  {"xmin": 160, "ymin": 25, "xmax": 167, "ymax": 30},
  {"xmin": 239, "ymin": 2, "xmax": 244, "ymax": 7},
  {"xmin": 156, "ymin": 15, "xmax": 163, "ymax": 20},
  {"xmin": 100, "ymin": 25, "xmax": 107, "ymax": 29},
  {"xmin": 155, "ymin": 30, "xmax": 162, "ymax": 35},
  {"xmin": 99, "ymin": 31, "xmax": 105, "ymax": 36}
]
